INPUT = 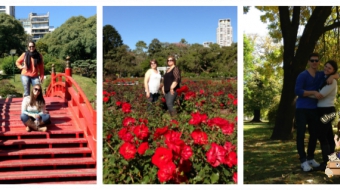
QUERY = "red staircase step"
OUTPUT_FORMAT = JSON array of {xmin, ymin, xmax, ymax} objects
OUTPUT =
[
  {"xmin": 30, "ymin": 180, "xmax": 97, "ymax": 184},
  {"xmin": 0, "ymin": 168, "xmax": 96, "ymax": 180},
  {"xmin": 0, "ymin": 147, "xmax": 92, "ymax": 156},
  {"xmin": 0, "ymin": 157, "xmax": 95, "ymax": 168},
  {"xmin": 0, "ymin": 138, "xmax": 88, "ymax": 146},
  {"xmin": 0, "ymin": 129, "xmax": 83, "ymax": 136}
]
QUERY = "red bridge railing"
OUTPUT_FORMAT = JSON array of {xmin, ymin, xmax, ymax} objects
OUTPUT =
[{"xmin": 45, "ymin": 57, "xmax": 97, "ymax": 160}]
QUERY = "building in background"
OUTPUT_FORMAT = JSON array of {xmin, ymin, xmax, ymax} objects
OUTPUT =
[
  {"xmin": 203, "ymin": 41, "xmax": 213, "ymax": 48},
  {"xmin": 0, "ymin": 6, "xmax": 15, "ymax": 17},
  {"xmin": 18, "ymin": 12, "xmax": 51, "ymax": 42},
  {"xmin": 216, "ymin": 19, "xmax": 232, "ymax": 47}
]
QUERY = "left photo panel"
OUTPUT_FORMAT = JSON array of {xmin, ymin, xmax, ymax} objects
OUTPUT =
[{"xmin": 0, "ymin": 6, "xmax": 97, "ymax": 184}]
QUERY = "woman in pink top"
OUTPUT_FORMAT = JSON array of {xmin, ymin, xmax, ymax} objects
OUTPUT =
[{"xmin": 16, "ymin": 41, "xmax": 44, "ymax": 97}]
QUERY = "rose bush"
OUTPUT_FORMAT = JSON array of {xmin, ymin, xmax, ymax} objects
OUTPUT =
[{"xmin": 103, "ymin": 78, "xmax": 237, "ymax": 184}]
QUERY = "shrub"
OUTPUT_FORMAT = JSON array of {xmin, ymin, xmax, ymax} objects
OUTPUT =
[{"xmin": 2, "ymin": 55, "xmax": 21, "ymax": 75}]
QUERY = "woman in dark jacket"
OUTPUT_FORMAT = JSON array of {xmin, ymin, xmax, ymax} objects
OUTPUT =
[{"xmin": 162, "ymin": 56, "xmax": 181, "ymax": 118}]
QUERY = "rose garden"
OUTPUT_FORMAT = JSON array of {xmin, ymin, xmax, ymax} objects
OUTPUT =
[{"xmin": 102, "ymin": 78, "xmax": 237, "ymax": 184}]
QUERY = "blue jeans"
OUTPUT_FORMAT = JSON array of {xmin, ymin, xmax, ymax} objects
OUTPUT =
[
  {"xmin": 20, "ymin": 113, "xmax": 51, "ymax": 125},
  {"xmin": 165, "ymin": 91, "xmax": 177, "ymax": 112},
  {"xmin": 21, "ymin": 75, "xmax": 40, "ymax": 97},
  {"xmin": 295, "ymin": 108, "xmax": 318, "ymax": 163}
]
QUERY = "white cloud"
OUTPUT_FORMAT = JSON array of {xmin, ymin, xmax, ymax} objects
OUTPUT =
[{"xmin": 243, "ymin": 7, "xmax": 269, "ymax": 36}]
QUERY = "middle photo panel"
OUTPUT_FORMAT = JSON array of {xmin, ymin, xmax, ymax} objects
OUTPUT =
[{"xmin": 102, "ymin": 6, "xmax": 238, "ymax": 184}]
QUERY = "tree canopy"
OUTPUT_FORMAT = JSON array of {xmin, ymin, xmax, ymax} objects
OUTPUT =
[
  {"xmin": 38, "ymin": 15, "xmax": 97, "ymax": 62},
  {"xmin": 251, "ymin": 6, "xmax": 340, "ymax": 139},
  {"xmin": 103, "ymin": 25, "xmax": 123, "ymax": 55},
  {"xmin": 0, "ymin": 13, "xmax": 25, "ymax": 57}
]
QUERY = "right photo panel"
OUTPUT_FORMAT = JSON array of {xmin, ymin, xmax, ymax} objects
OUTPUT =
[
  {"xmin": 244, "ymin": 6, "xmax": 340, "ymax": 184},
  {"xmin": 102, "ymin": 6, "xmax": 237, "ymax": 184}
]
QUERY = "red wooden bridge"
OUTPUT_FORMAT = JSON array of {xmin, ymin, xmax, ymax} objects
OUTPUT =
[{"xmin": 0, "ymin": 61, "xmax": 97, "ymax": 184}]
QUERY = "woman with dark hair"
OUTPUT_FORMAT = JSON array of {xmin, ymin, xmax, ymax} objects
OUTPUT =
[
  {"xmin": 16, "ymin": 41, "xmax": 44, "ymax": 97},
  {"xmin": 162, "ymin": 56, "xmax": 181, "ymax": 117},
  {"xmin": 309, "ymin": 60, "xmax": 338, "ymax": 170},
  {"xmin": 20, "ymin": 84, "xmax": 51, "ymax": 132},
  {"xmin": 144, "ymin": 59, "xmax": 161, "ymax": 104}
]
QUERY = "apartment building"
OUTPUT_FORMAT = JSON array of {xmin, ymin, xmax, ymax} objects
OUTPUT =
[
  {"xmin": 0, "ymin": 6, "xmax": 15, "ymax": 17},
  {"xmin": 19, "ymin": 12, "xmax": 51, "ymax": 42},
  {"xmin": 216, "ymin": 19, "xmax": 233, "ymax": 47}
]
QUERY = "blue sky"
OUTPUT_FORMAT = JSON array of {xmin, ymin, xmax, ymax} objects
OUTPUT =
[
  {"xmin": 15, "ymin": 6, "xmax": 96, "ymax": 29},
  {"xmin": 103, "ymin": 6, "xmax": 237, "ymax": 50}
]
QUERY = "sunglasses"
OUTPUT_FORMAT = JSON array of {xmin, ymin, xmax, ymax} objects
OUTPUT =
[
  {"xmin": 28, "ymin": 46, "xmax": 35, "ymax": 48},
  {"xmin": 310, "ymin": 59, "xmax": 319, "ymax": 63},
  {"xmin": 167, "ymin": 59, "xmax": 174, "ymax": 62},
  {"xmin": 34, "ymin": 88, "xmax": 41, "ymax": 92}
]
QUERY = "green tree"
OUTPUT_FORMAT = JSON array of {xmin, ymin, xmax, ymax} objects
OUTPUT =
[
  {"xmin": 148, "ymin": 38, "xmax": 162, "ymax": 57},
  {"xmin": 254, "ymin": 6, "xmax": 340, "ymax": 139},
  {"xmin": 39, "ymin": 15, "xmax": 96, "ymax": 62},
  {"xmin": 104, "ymin": 45, "xmax": 137, "ymax": 77},
  {"xmin": 103, "ymin": 25, "xmax": 123, "ymax": 54},
  {"xmin": 0, "ymin": 13, "xmax": 25, "ymax": 57}
]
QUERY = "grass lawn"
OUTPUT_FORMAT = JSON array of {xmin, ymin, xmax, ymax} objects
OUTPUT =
[
  {"xmin": 1, "ymin": 74, "xmax": 96, "ymax": 109},
  {"xmin": 244, "ymin": 122, "xmax": 340, "ymax": 184}
]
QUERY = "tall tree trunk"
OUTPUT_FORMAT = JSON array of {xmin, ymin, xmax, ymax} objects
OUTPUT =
[
  {"xmin": 251, "ymin": 109, "xmax": 262, "ymax": 122},
  {"xmin": 271, "ymin": 6, "xmax": 333, "ymax": 140}
]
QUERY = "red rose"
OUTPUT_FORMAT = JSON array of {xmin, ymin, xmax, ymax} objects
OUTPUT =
[
  {"xmin": 153, "ymin": 126, "xmax": 169, "ymax": 140},
  {"xmin": 152, "ymin": 147, "xmax": 173, "ymax": 168},
  {"xmin": 103, "ymin": 90, "xmax": 109, "ymax": 97},
  {"xmin": 139, "ymin": 118, "xmax": 148, "ymax": 124},
  {"xmin": 118, "ymin": 128, "xmax": 133, "ymax": 143},
  {"xmin": 106, "ymin": 133, "xmax": 112, "ymax": 142},
  {"xmin": 157, "ymin": 162, "xmax": 176, "ymax": 183},
  {"xmin": 110, "ymin": 91, "xmax": 116, "ymax": 96},
  {"xmin": 122, "ymin": 117, "xmax": 136, "ymax": 127},
  {"xmin": 223, "ymin": 141, "xmax": 236, "ymax": 153},
  {"xmin": 161, "ymin": 97, "xmax": 166, "ymax": 103},
  {"xmin": 122, "ymin": 102, "xmax": 131, "ymax": 113},
  {"xmin": 233, "ymin": 99, "xmax": 237, "ymax": 106},
  {"xmin": 181, "ymin": 145, "xmax": 193, "ymax": 160},
  {"xmin": 116, "ymin": 101, "xmax": 122, "ymax": 107},
  {"xmin": 199, "ymin": 89, "xmax": 204, "ymax": 95},
  {"xmin": 170, "ymin": 119, "xmax": 179, "ymax": 126},
  {"xmin": 206, "ymin": 143, "xmax": 227, "ymax": 167},
  {"xmin": 119, "ymin": 142, "xmax": 136, "ymax": 160},
  {"xmin": 224, "ymin": 151, "xmax": 237, "ymax": 168},
  {"xmin": 233, "ymin": 172, "xmax": 237, "ymax": 184},
  {"xmin": 103, "ymin": 96, "xmax": 109, "ymax": 103},
  {"xmin": 178, "ymin": 159, "xmax": 192, "ymax": 173},
  {"xmin": 220, "ymin": 122, "xmax": 235, "ymax": 135},
  {"xmin": 191, "ymin": 129, "xmax": 208, "ymax": 145},
  {"xmin": 137, "ymin": 142, "xmax": 149, "ymax": 155},
  {"xmin": 165, "ymin": 131, "xmax": 184, "ymax": 154},
  {"xmin": 228, "ymin": 93, "xmax": 235, "ymax": 100},
  {"xmin": 133, "ymin": 125, "xmax": 149, "ymax": 140},
  {"xmin": 188, "ymin": 112, "xmax": 207, "ymax": 125},
  {"xmin": 184, "ymin": 91, "xmax": 196, "ymax": 100}
]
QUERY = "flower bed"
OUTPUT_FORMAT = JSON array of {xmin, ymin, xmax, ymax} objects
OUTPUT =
[{"xmin": 103, "ymin": 78, "xmax": 237, "ymax": 184}]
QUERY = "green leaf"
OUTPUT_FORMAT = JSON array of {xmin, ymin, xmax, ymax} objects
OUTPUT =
[
  {"xmin": 142, "ymin": 176, "xmax": 150, "ymax": 184},
  {"xmin": 121, "ymin": 159, "xmax": 129, "ymax": 166},
  {"xmin": 210, "ymin": 172, "xmax": 220, "ymax": 184}
]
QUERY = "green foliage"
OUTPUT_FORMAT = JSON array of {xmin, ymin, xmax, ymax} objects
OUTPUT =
[
  {"xmin": 103, "ymin": 25, "xmax": 123, "ymax": 55},
  {"xmin": 0, "ymin": 80, "xmax": 18, "ymax": 97},
  {"xmin": 2, "ymin": 55, "xmax": 20, "ymax": 75},
  {"xmin": 44, "ymin": 60, "xmax": 66, "ymax": 74},
  {"xmin": 0, "ymin": 13, "xmax": 25, "ymax": 57},
  {"xmin": 103, "ymin": 31, "xmax": 237, "ymax": 78},
  {"xmin": 72, "ymin": 59, "xmax": 96, "ymax": 78},
  {"xmin": 38, "ymin": 15, "xmax": 96, "ymax": 62}
]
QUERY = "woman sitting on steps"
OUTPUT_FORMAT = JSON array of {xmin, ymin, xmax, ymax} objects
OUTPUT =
[{"xmin": 20, "ymin": 84, "xmax": 51, "ymax": 132}]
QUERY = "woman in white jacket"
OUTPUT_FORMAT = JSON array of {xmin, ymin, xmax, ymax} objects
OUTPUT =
[
  {"xmin": 144, "ymin": 59, "xmax": 162, "ymax": 108},
  {"xmin": 20, "ymin": 84, "xmax": 51, "ymax": 132},
  {"xmin": 310, "ymin": 60, "xmax": 338, "ymax": 170}
]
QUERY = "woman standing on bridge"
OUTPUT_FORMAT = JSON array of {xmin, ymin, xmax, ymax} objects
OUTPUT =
[
  {"xmin": 162, "ymin": 56, "xmax": 181, "ymax": 118},
  {"xmin": 20, "ymin": 84, "xmax": 51, "ymax": 132},
  {"xmin": 16, "ymin": 41, "xmax": 44, "ymax": 97}
]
